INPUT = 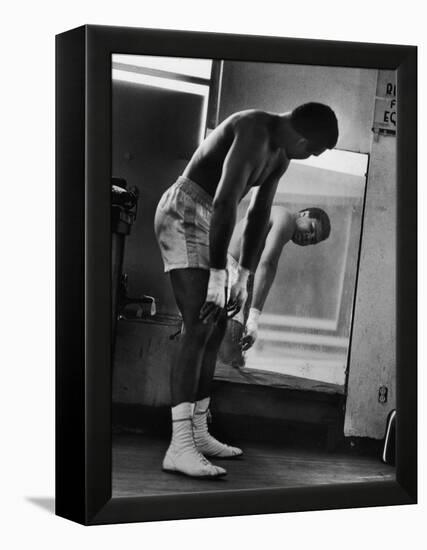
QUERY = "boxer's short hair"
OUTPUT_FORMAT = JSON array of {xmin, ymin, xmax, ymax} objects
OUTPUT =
[
  {"xmin": 291, "ymin": 103, "xmax": 339, "ymax": 150},
  {"xmin": 300, "ymin": 207, "xmax": 331, "ymax": 241}
]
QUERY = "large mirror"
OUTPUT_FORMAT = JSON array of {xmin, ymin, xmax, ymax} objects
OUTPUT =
[{"xmin": 218, "ymin": 149, "xmax": 368, "ymax": 390}]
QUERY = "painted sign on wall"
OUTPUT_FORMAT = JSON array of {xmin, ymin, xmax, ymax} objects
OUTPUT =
[{"xmin": 373, "ymin": 70, "xmax": 397, "ymax": 135}]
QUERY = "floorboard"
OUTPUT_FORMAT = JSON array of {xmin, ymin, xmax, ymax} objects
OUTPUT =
[{"xmin": 112, "ymin": 432, "xmax": 395, "ymax": 497}]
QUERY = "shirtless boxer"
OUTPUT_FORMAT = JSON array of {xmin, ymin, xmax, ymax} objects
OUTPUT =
[
  {"xmin": 154, "ymin": 103, "xmax": 338, "ymax": 478},
  {"xmin": 223, "ymin": 205, "xmax": 331, "ymax": 364}
]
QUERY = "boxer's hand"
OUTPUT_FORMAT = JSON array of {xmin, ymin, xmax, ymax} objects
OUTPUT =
[
  {"xmin": 199, "ymin": 268, "xmax": 227, "ymax": 324},
  {"xmin": 227, "ymin": 265, "xmax": 250, "ymax": 318},
  {"xmin": 240, "ymin": 308, "xmax": 261, "ymax": 351}
]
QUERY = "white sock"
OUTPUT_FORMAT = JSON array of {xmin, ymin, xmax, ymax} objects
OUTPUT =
[
  {"xmin": 169, "ymin": 402, "xmax": 195, "ymax": 450},
  {"xmin": 163, "ymin": 401, "xmax": 227, "ymax": 477},
  {"xmin": 171, "ymin": 402, "xmax": 193, "ymax": 422},
  {"xmin": 193, "ymin": 397, "xmax": 243, "ymax": 458}
]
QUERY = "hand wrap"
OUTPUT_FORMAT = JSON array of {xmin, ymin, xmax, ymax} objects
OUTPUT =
[
  {"xmin": 241, "ymin": 307, "xmax": 261, "ymax": 351},
  {"xmin": 227, "ymin": 265, "xmax": 250, "ymax": 316},
  {"xmin": 206, "ymin": 268, "xmax": 227, "ymax": 308}
]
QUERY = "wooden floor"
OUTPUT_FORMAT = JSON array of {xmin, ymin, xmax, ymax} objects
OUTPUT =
[{"xmin": 112, "ymin": 432, "xmax": 395, "ymax": 497}]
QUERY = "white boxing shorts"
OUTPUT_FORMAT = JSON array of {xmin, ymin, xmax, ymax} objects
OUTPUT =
[{"xmin": 154, "ymin": 176, "xmax": 213, "ymax": 272}]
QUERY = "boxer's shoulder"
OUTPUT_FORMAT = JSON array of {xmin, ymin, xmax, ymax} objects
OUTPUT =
[
  {"xmin": 270, "ymin": 206, "xmax": 295, "ymax": 241},
  {"xmin": 231, "ymin": 109, "xmax": 271, "ymax": 133}
]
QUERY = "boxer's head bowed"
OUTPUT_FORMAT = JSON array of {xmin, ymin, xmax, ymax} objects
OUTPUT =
[
  {"xmin": 292, "ymin": 207, "xmax": 331, "ymax": 246},
  {"xmin": 287, "ymin": 103, "xmax": 339, "ymax": 160}
]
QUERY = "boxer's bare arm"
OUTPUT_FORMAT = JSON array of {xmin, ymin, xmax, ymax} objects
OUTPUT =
[
  {"xmin": 209, "ymin": 130, "xmax": 264, "ymax": 269},
  {"xmin": 239, "ymin": 171, "xmax": 283, "ymax": 273},
  {"xmin": 250, "ymin": 211, "xmax": 293, "ymax": 311}
]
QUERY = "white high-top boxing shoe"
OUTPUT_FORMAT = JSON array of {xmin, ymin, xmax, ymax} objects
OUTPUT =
[
  {"xmin": 193, "ymin": 398, "xmax": 243, "ymax": 458},
  {"xmin": 162, "ymin": 402, "xmax": 227, "ymax": 478}
]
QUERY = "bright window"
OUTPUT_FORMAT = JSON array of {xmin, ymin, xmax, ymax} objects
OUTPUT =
[
  {"xmin": 112, "ymin": 55, "xmax": 213, "ymax": 143},
  {"xmin": 112, "ymin": 55, "xmax": 212, "ymax": 79}
]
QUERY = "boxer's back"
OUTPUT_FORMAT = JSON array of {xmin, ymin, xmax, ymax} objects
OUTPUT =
[{"xmin": 183, "ymin": 110, "xmax": 274, "ymax": 197}]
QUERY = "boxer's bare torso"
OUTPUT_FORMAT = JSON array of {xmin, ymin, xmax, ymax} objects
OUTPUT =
[{"xmin": 182, "ymin": 110, "xmax": 290, "ymax": 201}]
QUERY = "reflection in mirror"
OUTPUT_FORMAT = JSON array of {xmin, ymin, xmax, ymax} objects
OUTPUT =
[{"xmin": 224, "ymin": 150, "xmax": 368, "ymax": 389}]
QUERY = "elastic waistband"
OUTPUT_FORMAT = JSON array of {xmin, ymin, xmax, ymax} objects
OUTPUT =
[{"xmin": 175, "ymin": 176, "xmax": 213, "ymax": 210}]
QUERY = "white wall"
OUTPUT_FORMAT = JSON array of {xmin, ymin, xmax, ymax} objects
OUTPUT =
[
  {"xmin": 345, "ymin": 131, "xmax": 397, "ymax": 438},
  {"xmin": 219, "ymin": 61, "xmax": 377, "ymax": 153}
]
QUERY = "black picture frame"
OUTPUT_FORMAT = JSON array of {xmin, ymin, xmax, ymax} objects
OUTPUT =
[{"xmin": 55, "ymin": 24, "xmax": 417, "ymax": 525}]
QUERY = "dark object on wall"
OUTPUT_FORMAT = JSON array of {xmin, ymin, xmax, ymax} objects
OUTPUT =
[
  {"xmin": 56, "ymin": 24, "xmax": 417, "ymax": 526},
  {"xmin": 112, "ymin": 178, "xmax": 138, "ymax": 210},
  {"xmin": 111, "ymin": 177, "xmax": 139, "ymax": 340},
  {"xmin": 111, "ymin": 179, "xmax": 158, "ymax": 347},
  {"xmin": 378, "ymin": 385, "xmax": 388, "ymax": 403},
  {"xmin": 382, "ymin": 409, "xmax": 396, "ymax": 466}
]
